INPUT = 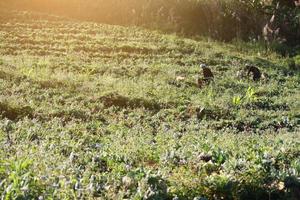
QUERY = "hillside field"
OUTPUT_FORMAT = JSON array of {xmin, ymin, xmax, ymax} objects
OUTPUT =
[{"xmin": 0, "ymin": 10, "xmax": 300, "ymax": 199}]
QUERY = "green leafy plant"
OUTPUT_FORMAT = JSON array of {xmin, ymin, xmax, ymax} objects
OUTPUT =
[
  {"xmin": 245, "ymin": 86, "xmax": 257, "ymax": 102},
  {"xmin": 232, "ymin": 96, "xmax": 242, "ymax": 106},
  {"xmin": 0, "ymin": 159, "xmax": 42, "ymax": 199}
]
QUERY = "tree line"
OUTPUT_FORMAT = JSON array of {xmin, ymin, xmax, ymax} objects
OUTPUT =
[{"xmin": 4, "ymin": 0, "xmax": 300, "ymax": 45}]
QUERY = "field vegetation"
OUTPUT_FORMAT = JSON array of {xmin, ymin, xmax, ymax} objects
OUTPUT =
[{"xmin": 0, "ymin": 2, "xmax": 299, "ymax": 200}]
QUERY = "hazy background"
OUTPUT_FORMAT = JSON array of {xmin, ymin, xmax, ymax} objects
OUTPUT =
[{"xmin": 2, "ymin": 0, "xmax": 299, "ymax": 44}]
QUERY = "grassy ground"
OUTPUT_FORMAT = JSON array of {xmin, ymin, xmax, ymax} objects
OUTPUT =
[{"xmin": 0, "ymin": 10, "xmax": 299, "ymax": 199}]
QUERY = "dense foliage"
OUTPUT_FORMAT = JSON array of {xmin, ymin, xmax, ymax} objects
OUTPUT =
[
  {"xmin": 4, "ymin": 0, "xmax": 300, "ymax": 44},
  {"xmin": 0, "ymin": 10, "xmax": 299, "ymax": 199}
]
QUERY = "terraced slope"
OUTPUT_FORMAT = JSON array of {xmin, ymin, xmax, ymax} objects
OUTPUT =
[{"xmin": 0, "ymin": 10, "xmax": 299, "ymax": 199}]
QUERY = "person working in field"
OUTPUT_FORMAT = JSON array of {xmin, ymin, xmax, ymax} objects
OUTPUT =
[{"xmin": 197, "ymin": 64, "xmax": 214, "ymax": 88}]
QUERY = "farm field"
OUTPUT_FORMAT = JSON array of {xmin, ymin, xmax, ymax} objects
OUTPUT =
[{"xmin": 0, "ymin": 10, "xmax": 300, "ymax": 199}]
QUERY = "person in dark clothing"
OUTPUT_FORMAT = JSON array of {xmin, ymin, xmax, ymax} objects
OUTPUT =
[
  {"xmin": 245, "ymin": 64, "xmax": 261, "ymax": 81},
  {"xmin": 197, "ymin": 64, "xmax": 214, "ymax": 88},
  {"xmin": 201, "ymin": 64, "xmax": 214, "ymax": 82}
]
